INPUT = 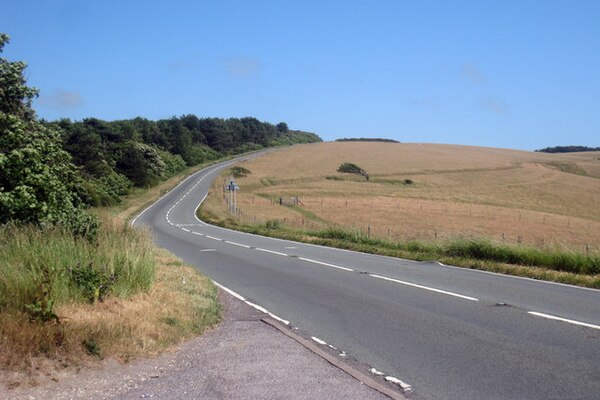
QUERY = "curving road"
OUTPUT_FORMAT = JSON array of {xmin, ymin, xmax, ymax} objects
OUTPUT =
[{"xmin": 133, "ymin": 154, "xmax": 600, "ymax": 400}]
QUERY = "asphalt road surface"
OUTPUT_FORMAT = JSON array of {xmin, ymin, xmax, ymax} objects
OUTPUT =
[{"xmin": 133, "ymin": 154, "xmax": 600, "ymax": 400}]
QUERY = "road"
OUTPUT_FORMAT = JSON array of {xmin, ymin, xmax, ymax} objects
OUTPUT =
[{"xmin": 133, "ymin": 155, "xmax": 600, "ymax": 400}]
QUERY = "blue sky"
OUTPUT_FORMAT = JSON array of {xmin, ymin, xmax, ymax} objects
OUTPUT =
[{"xmin": 2, "ymin": 1, "xmax": 599, "ymax": 150}]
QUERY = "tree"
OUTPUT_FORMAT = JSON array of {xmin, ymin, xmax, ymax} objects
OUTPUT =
[
  {"xmin": 0, "ymin": 34, "xmax": 97, "ymax": 237},
  {"xmin": 277, "ymin": 122, "xmax": 288, "ymax": 133},
  {"xmin": 337, "ymin": 162, "xmax": 369, "ymax": 181}
]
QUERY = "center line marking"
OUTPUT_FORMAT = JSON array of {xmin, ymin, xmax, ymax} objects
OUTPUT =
[
  {"xmin": 298, "ymin": 257, "xmax": 354, "ymax": 272},
  {"xmin": 206, "ymin": 235, "xmax": 222, "ymax": 241},
  {"xmin": 255, "ymin": 248, "xmax": 288, "ymax": 257},
  {"xmin": 369, "ymin": 274, "xmax": 479, "ymax": 301},
  {"xmin": 199, "ymin": 249, "xmax": 216, "ymax": 252},
  {"xmin": 527, "ymin": 311, "xmax": 600, "ymax": 330},
  {"xmin": 225, "ymin": 240, "xmax": 251, "ymax": 248}
]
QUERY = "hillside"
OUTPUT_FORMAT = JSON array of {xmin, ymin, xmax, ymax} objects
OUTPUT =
[{"xmin": 203, "ymin": 142, "xmax": 600, "ymax": 251}]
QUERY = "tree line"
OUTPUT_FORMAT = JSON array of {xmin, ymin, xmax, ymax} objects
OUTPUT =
[
  {"xmin": 48, "ymin": 116, "xmax": 320, "ymax": 206},
  {"xmin": 536, "ymin": 145, "xmax": 600, "ymax": 153}
]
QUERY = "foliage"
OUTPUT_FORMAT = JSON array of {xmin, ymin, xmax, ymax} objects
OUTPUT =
[
  {"xmin": 52, "ymin": 115, "xmax": 319, "ymax": 201},
  {"xmin": 337, "ymin": 162, "xmax": 370, "ymax": 181},
  {"xmin": 0, "ymin": 34, "xmax": 98, "ymax": 237},
  {"xmin": 536, "ymin": 145, "xmax": 600, "ymax": 153},
  {"xmin": 0, "ymin": 222, "xmax": 156, "ymax": 314},
  {"xmin": 69, "ymin": 262, "xmax": 116, "ymax": 304},
  {"xmin": 230, "ymin": 166, "xmax": 251, "ymax": 178},
  {"xmin": 335, "ymin": 138, "xmax": 400, "ymax": 143}
]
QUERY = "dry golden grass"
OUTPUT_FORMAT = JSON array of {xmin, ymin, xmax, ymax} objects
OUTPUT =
[
  {"xmin": 0, "ymin": 250, "xmax": 218, "ymax": 374},
  {"xmin": 203, "ymin": 142, "xmax": 600, "ymax": 251}
]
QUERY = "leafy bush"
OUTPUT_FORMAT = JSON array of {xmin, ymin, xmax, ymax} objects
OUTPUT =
[
  {"xmin": 231, "ymin": 166, "xmax": 251, "ymax": 178},
  {"xmin": 337, "ymin": 162, "xmax": 369, "ymax": 181}
]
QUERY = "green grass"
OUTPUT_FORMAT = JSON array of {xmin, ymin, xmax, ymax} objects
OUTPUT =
[
  {"xmin": 199, "ymin": 208, "xmax": 600, "ymax": 288},
  {"xmin": 0, "ymin": 222, "xmax": 156, "ymax": 314}
]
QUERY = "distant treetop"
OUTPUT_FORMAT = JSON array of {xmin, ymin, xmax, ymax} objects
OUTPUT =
[
  {"xmin": 536, "ymin": 145, "xmax": 600, "ymax": 153},
  {"xmin": 335, "ymin": 138, "xmax": 400, "ymax": 143}
]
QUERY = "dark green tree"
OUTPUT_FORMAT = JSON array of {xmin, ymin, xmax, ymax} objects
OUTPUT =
[{"xmin": 0, "ymin": 33, "xmax": 97, "ymax": 237}]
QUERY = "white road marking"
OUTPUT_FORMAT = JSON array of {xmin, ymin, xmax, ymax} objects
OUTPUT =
[
  {"xmin": 527, "ymin": 311, "xmax": 600, "ymax": 330},
  {"xmin": 284, "ymin": 246, "xmax": 298, "ymax": 249},
  {"xmin": 213, "ymin": 281, "xmax": 246, "ymax": 301},
  {"xmin": 206, "ymin": 235, "xmax": 222, "ymax": 241},
  {"xmin": 311, "ymin": 336, "xmax": 327, "ymax": 345},
  {"xmin": 199, "ymin": 249, "xmax": 216, "ymax": 252},
  {"xmin": 267, "ymin": 312, "xmax": 290, "ymax": 325},
  {"xmin": 244, "ymin": 300, "xmax": 268, "ymax": 314},
  {"xmin": 369, "ymin": 274, "xmax": 479, "ymax": 301},
  {"xmin": 385, "ymin": 376, "xmax": 412, "ymax": 391},
  {"xmin": 182, "ymin": 228, "xmax": 190, "ymax": 232},
  {"xmin": 225, "ymin": 240, "xmax": 252, "ymax": 249},
  {"xmin": 298, "ymin": 257, "xmax": 354, "ymax": 272},
  {"xmin": 255, "ymin": 248, "xmax": 288, "ymax": 257},
  {"xmin": 192, "ymin": 232, "xmax": 204, "ymax": 236}
]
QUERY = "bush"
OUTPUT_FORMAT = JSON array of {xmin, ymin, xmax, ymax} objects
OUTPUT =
[
  {"xmin": 231, "ymin": 166, "xmax": 251, "ymax": 178},
  {"xmin": 337, "ymin": 162, "xmax": 369, "ymax": 181}
]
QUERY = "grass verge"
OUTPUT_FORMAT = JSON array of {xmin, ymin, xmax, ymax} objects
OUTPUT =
[
  {"xmin": 1, "ymin": 159, "xmax": 229, "ymax": 382},
  {"xmin": 199, "ymin": 208, "xmax": 600, "ymax": 289},
  {"xmin": 0, "ymin": 222, "xmax": 220, "ymax": 379}
]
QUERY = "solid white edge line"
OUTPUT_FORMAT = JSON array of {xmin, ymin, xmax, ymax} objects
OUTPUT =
[
  {"xmin": 369, "ymin": 274, "xmax": 479, "ymax": 301},
  {"xmin": 298, "ymin": 257, "xmax": 354, "ymax": 272},
  {"xmin": 527, "ymin": 311, "xmax": 600, "ymax": 330},
  {"xmin": 212, "ymin": 281, "xmax": 246, "ymax": 301},
  {"xmin": 311, "ymin": 336, "xmax": 327, "ymax": 345},
  {"xmin": 385, "ymin": 376, "xmax": 413, "ymax": 391}
]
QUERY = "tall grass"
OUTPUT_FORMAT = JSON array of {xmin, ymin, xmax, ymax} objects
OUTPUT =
[
  {"xmin": 0, "ymin": 221, "xmax": 156, "ymax": 314},
  {"xmin": 313, "ymin": 228, "xmax": 600, "ymax": 275},
  {"xmin": 200, "ymin": 208, "xmax": 600, "ymax": 288}
]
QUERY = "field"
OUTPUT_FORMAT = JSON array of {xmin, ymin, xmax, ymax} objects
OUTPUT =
[{"xmin": 203, "ymin": 142, "xmax": 600, "ymax": 252}]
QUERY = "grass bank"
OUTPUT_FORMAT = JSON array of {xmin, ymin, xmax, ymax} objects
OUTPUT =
[
  {"xmin": 0, "ymin": 222, "xmax": 219, "ymax": 378},
  {"xmin": 1, "ymin": 160, "xmax": 227, "ymax": 382},
  {"xmin": 199, "ymin": 208, "xmax": 600, "ymax": 289}
]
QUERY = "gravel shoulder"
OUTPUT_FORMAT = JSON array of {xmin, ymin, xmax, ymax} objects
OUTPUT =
[{"xmin": 2, "ymin": 290, "xmax": 394, "ymax": 400}]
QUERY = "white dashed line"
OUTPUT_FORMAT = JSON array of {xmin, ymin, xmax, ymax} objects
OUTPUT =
[
  {"xmin": 192, "ymin": 232, "xmax": 204, "ymax": 236},
  {"xmin": 369, "ymin": 274, "xmax": 479, "ymax": 301},
  {"xmin": 225, "ymin": 240, "xmax": 252, "ymax": 249},
  {"xmin": 255, "ymin": 248, "xmax": 288, "ymax": 257},
  {"xmin": 298, "ymin": 257, "xmax": 354, "ymax": 272},
  {"xmin": 206, "ymin": 235, "xmax": 222, "ymax": 241},
  {"xmin": 527, "ymin": 312, "xmax": 600, "ymax": 330},
  {"xmin": 199, "ymin": 249, "xmax": 216, "ymax": 252}
]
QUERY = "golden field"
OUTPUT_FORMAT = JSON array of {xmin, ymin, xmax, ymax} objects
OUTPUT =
[{"xmin": 203, "ymin": 142, "xmax": 600, "ymax": 251}]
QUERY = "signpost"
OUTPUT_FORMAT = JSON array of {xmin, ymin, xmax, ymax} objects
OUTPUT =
[{"xmin": 226, "ymin": 178, "xmax": 239, "ymax": 213}]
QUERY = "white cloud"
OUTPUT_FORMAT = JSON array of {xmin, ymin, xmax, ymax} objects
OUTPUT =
[
  {"xmin": 480, "ymin": 96, "xmax": 508, "ymax": 114},
  {"xmin": 224, "ymin": 56, "xmax": 261, "ymax": 78},
  {"xmin": 462, "ymin": 63, "xmax": 487, "ymax": 85},
  {"xmin": 38, "ymin": 89, "xmax": 83, "ymax": 109}
]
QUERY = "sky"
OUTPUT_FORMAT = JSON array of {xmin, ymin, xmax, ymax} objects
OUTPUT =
[{"xmin": 1, "ymin": 1, "xmax": 599, "ymax": 151}]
